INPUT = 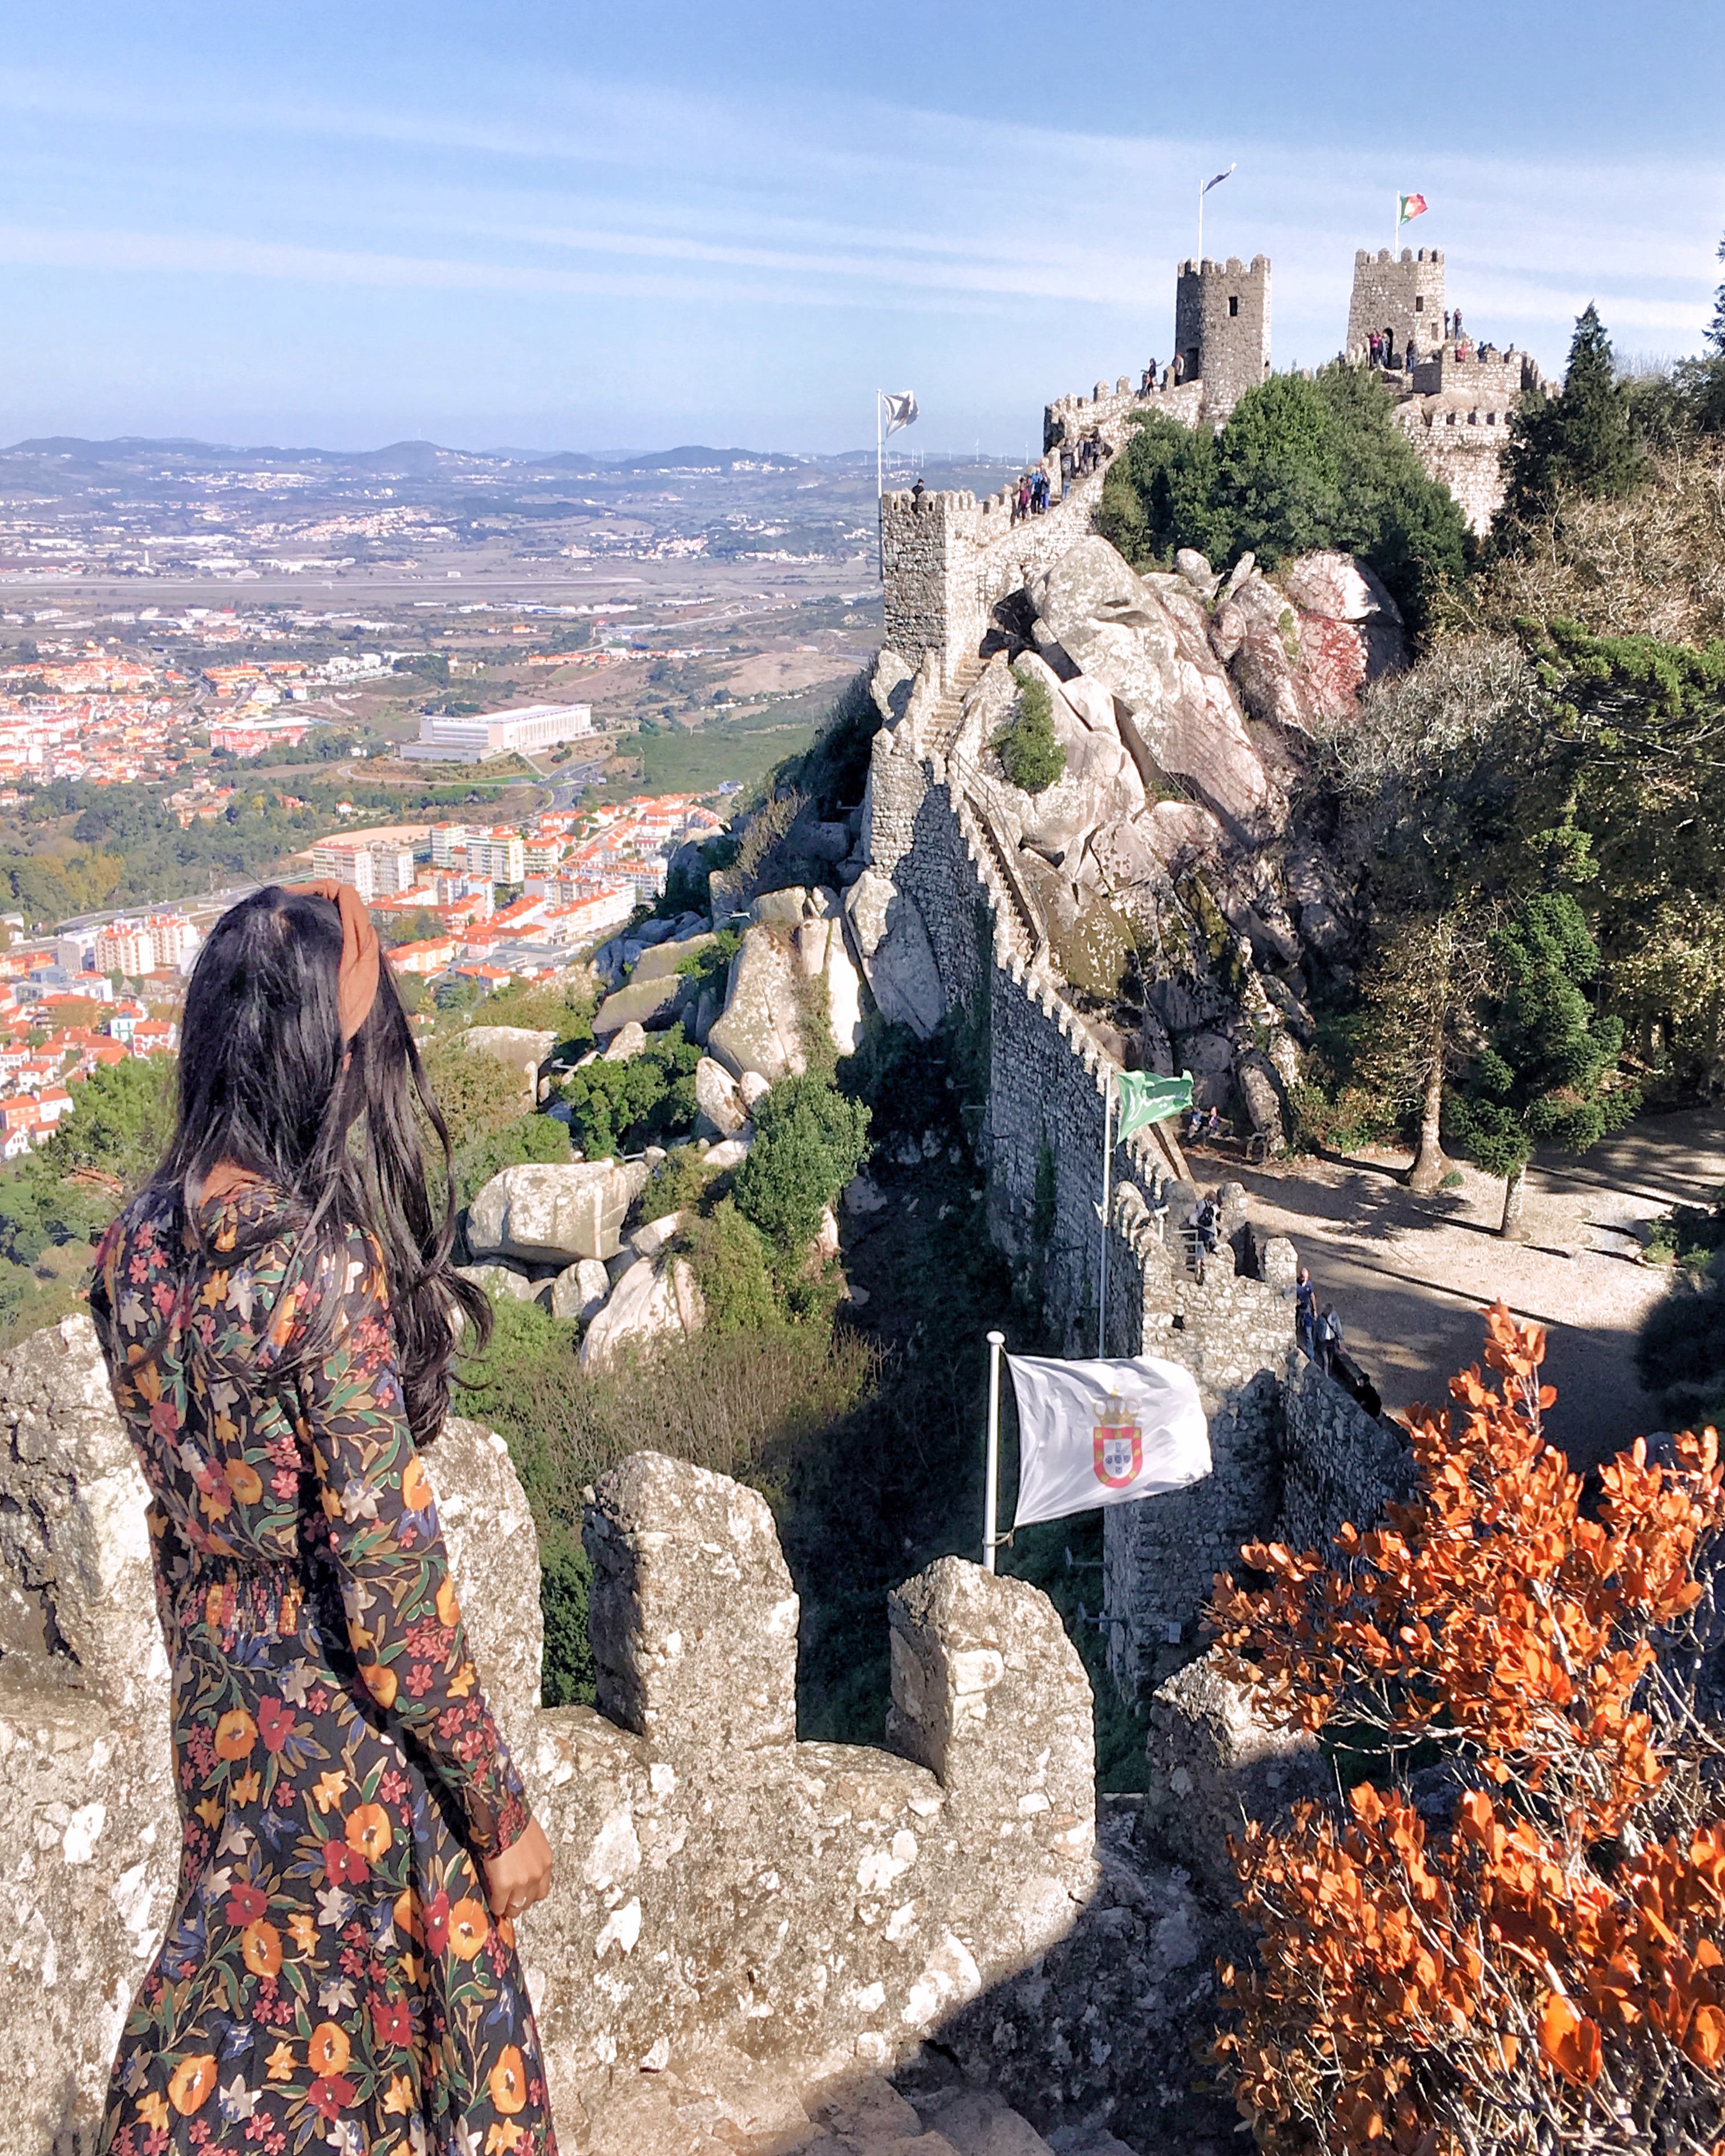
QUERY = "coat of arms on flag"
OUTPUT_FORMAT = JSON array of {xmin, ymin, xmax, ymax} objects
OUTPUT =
[{"xmin": 1092, "ymin": 1393, "xmax": 1144, "ymax": 1488}]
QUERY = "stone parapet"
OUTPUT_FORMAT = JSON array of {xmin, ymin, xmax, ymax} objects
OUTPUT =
[{"xmin": 0, "ymin": 1328, "xmax": 1126, "ymax": 2153}]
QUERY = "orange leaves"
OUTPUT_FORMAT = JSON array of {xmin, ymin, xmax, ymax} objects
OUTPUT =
[
  {"xmin": 1210, "ymin": 1307, "xmax": 1725, "ymax": 2156},
  {"xmin": 1539, "ymin": 1995, "xmax": 1603, "ymax": 2085}
]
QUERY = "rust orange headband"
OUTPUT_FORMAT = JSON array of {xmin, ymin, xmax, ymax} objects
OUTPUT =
[{"xmin": 286, "ymin": 879, "xmax": 381, "ymax": 1041}]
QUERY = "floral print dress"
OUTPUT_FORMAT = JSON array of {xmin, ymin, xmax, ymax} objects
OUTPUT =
[{"xmin": 89, "ymin": 1179, "xmax": 557, "ymax": 2156}]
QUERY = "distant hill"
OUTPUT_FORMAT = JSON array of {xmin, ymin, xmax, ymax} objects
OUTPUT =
[
  {"xmin": 612, "ymin": 446, "xmax": 807, "ymax": 475},
  {"xmin": 0, "ymin": 435, "xmax": 812, "ymax": 476}
]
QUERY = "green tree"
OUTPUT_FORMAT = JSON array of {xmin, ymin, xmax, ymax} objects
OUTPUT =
[
  {"xmin": 1500, "ymin": 305, "xmax": 1644, "ymax": 526},
  {"xmin": 39, "ymin": 1054, "xmax": 175, "ymax": 1186},
  {"xmin": 1447, "ymin": 893, "xmax": 1637, "ymax": 1237},
  {"xmin": 1097, "ymin": 366, "xmax": 1465, "ymax": 631},
  {"xmin": 557, "ymin": 1024, "xmax": 702, "ymax": 1158},
  {"xmin": 732, "ymin": 1073, "xmax": 870, "ymax": 1254},
  {"xmin": 995, "ymin": 670, "xmax": 1067, "ymax": 793},
  {"xmin": 1210, "ymin": 372, "xmax": 1343, "ymax": 564}
]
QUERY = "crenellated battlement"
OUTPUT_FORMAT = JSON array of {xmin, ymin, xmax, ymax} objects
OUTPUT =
[{"xmin": 1175, "ymin": 256, "xmax": 1273, "ymax": 423}]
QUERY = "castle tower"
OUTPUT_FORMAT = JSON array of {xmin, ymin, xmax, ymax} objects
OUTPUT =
[
  {"xmin": 1173, "ymin": 254, "xmax": 1271, "ymax": 424},
  {"xmin": 1347, "ymin": 246, "xmax": 1445, "ymax": 363}
]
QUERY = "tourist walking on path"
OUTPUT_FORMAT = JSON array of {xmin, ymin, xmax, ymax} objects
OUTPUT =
[
  {"xmin": 90, "ymin": 884, "xmax": 557, "ymax": 2155},
  {"xmin": 1315, "ymin": 1303, "xmax": 1342, "ymax": 1376},
  {"xmin": 1295, "ymin": 1266, "xmax": 1316, "ymax": 1359}
]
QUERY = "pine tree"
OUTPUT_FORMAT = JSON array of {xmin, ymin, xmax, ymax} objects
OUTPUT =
[
  {"xmin": 1448, "ymin": 892, "xmax": 1637, "ymax": 1238},
  {"xmin": 1500, "ymin": 304, "xmax": 1644, "ymax": 526},
  {"xmin": 1688, "ymin": 232, "xmax": 1725, "ymax": 435}
]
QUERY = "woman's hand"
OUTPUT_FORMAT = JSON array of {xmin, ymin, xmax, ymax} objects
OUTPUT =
[{"xmin": 483, "ymin": 1816, "xmax": 554, "ymax": 1922}]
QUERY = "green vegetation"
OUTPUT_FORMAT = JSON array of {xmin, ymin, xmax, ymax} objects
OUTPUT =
[
  {"xmin": 1446, "ymin": 895, "xmax": 1637, "ymax": 1235},
  {"xmin": 1500, "ymin": 304, "xmax": 1645, "ymax": 524},
  {"xmin": 613, "ymin": 694, "xmax": 832, "ymax": 797},
  {"xmin": 995, "ymin": 669, "xmax": 1067, "ymax": 793},
  {"xmin": 1097, "ymin": 362, "xmax": 1468, "ymax": 631},
  {"xmin": 0, "ymin": 1056, "xmax": 176, "ymax": 1339},
  {"xmin": 1635, "ymin": 1184, "xmax": 1725, "ymax": 1431},
  {"xmin": 556, "ymin": 1023, "xmax": 702, "ymax": 1157}
]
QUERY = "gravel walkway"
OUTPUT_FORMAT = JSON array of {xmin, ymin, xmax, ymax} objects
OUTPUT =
[{"xmin": 1203, "ymin": 1107, "xmax": 1725, "ymax": 1470}]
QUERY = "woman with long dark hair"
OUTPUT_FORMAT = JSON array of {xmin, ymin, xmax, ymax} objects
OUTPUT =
[{"xmin": 89, "ymin": 882, "xmax": 557, "ymax": 2154}]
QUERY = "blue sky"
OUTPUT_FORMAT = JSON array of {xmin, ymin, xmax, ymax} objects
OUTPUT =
[{"xmin": 0, "ymin": 1, "xmax": 1719, "ymax": 455}]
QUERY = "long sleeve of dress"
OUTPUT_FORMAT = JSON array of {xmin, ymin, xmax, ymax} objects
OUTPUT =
[{"xmin": 293, "ymin": 1230, "xmax": 532, "ymax": 1861}]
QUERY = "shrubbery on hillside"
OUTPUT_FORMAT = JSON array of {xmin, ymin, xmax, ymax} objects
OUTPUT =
[
  {"xmin": 557, "ymin": 1022, "xmax": 703, "ymax": 1157},
  {"xmin": 995, "ymin": 670, "xmax": 1067, "ymax": 794},
  {"xmin": 1212, "ymin": 1304, "xmax": 1725, "ymax": 2156},
  {"xmin": 1097, "ymin": 363, "xmax": 1468, "ymax": 632}
]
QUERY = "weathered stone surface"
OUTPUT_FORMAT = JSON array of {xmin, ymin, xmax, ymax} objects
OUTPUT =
[
  {"xmin": 887, "ymin": 1558, "xmax": 1093, "ymax": 1870},
  {"xmin": 1143, "ymin": 1648, "xmax": 1329, "ymax": 1893},
  {"xmin": 916, "ymin": 2086, "xmax": 1056, "ymax": 2155},
  {"xmin": 550, "ymin": 1256, "xmax": 612, "ymax": 1324},
  {"xmin": 0, "ymin": 1315, "xmax": 164, "ymax": 1717},
  {"xmin": 584, "ymin": 1452, "xmax": 799, "ymax": 1760},
  {"xmin": 578, "ymin": 1256, "xmax": 705, "ymax": 1371},
  {"xmin": 695, "ymin": 1054, "xmax": 747, "ymax": 1134},
  {"xmin": 707, "ymin": 925, "xmax": 810, "ymax": 1084},
  {"xmin": 1029, "ymin": 536, "xmax": 1276, "ymax": 836},
  {"xmin": 460, "ymin": 1026, "xmax": 557, "ymax": 1101},
  {"xmin": 752, "ymin": 886, "xmax": 808, "ymax": 928},
  {"xmin": 630, "ymin": 932, "xmax": 713, "ymax": 982},
  {"xmin": 457, "ymin": 1259, "xmax": 542, "ymax": 1302},
  {"xmin": 702, "ymin": 1132, "xmax": 754, "ymax": 1170},
  {"xmin": 468, "ymin": 1160, "xmax": 634, "ymax": 1264},
  {"xmin": 1283, "ymin": 549, "xmax": 1401, "ymax": 628},
  {"xmin": 630, "ymin": 1211, "xmax": 685, "ymax": 1261},
  {"xmin": 739, "ymin": 1069, "xmax": 772, "ymax": 1111},
  {"xmin": 604, "ymin": 1019, "xmax": 649, "ymax": 1063},
  {"xmin": 596, "ymin": 974, "xmax": 688, "ymax": 1038},
  {"xmin": 845, "ymin": 868, "xmax": 945, "ymax": 1038},
  {"xmin": 825, "ymin": 919, "xmax": 865, "ymax": 1056},
  {"xmin": 427, "ymin": 1415, "xmax": 544, "ymax": 1744}
]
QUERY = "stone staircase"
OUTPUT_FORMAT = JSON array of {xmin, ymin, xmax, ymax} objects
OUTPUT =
[
  {"xmin": 920, "ymin": 653, "xmax": 987, "ymax": 759},
  {"xmin": 959, "ymin": 781, "xmax": 1045, "ymax": 963}
]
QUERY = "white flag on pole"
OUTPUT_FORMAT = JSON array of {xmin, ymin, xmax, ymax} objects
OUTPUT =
[
  {"xmin": 1006, "ymin": 1353, "xmax": 1209, "ymax": 1527},
  {"xmin": 881, "ymin": 391, "xmax": 918, "ymax": 438}
]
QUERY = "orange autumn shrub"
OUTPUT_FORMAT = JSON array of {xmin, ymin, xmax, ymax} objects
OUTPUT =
[{"xmin": 1209, "ymin": 1300, "xmax": 1725, "ymax": 2156}]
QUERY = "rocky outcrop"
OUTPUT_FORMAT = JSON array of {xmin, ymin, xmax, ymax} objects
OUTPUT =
[
  {"xmin": 695, "ymin": 1053, "xmax": 747, "ymax": 1136},
  {"xmin": 1028, "ymin": 537, "xmax": 1277, "ymax": 838},
  {"xmin": 706, "ymin": 925, "xmax": 809, "ymax": 1084},
  {"xmin": 550, "ymin": 1255, "xmax": 613, "ymax": 1324},
  {"xmin": 845, "ymin": 868, "xmax": 944, "ymax": 1038},
  {"xmin": 468, "ymin": 1159, "xmax": 646, "ymax": 1265},
  {"xmin": 460, "ymin": 1026, "xmax": 557, "ymax": 1102},
  {"xmin": 578, "ymin": 1254, "xmax": 706, "ymax": 1370}
]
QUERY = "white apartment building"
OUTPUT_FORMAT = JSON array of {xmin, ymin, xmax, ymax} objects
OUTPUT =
[
  {"xmin": 462, "ymin": 833, "xmax": 525, "ymax": 884},
  {"xmin": 311, "ymin": 838, "xmax": 418, "ymax": 901},
  {"xmin": 403, "ymin": 703, "xmax": 593, "ymax": 764},
  {"xmin": 94, "ymin": 925, "xmax": 155, "ymax": 976}
]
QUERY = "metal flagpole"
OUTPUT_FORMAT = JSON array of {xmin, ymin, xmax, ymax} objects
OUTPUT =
[
  {"xmin": 983, "ymin": 1330, "xmax": 1005, "ymax": 1573},
  {"xmin": 1197, "ymin": 177, "xmax": 1204, "ymax": 264},
  {"xmin": 1097, "ymin": 1066, "xmax": 1113, "ymax": 1359}
]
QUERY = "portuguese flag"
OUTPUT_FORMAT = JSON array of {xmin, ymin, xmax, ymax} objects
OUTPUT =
[{"xmin": 1398, "ymin": 192, "xmax": 1429, "ymax": 229}]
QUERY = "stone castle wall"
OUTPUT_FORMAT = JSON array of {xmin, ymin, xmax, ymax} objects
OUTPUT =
[
  {"xmin": 1174, "ymin": 256, "xmax": 1271, "ymax": 423},
  {"xmin": 1, "ymin": 1318, "xmax": 1219, "ymax": 2154},
  {"xmin": 1395, "ymin": 402, "xmax": 1516, "ymax": 534},
  {"xmin": 1347, "ymin": 245, "xmax": 1446, "ymax": 362}
]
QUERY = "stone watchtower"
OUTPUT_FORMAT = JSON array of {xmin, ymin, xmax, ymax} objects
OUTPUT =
[
  {"xmin": 1174, "ymin": 254, "xmax": 1271, "ymax": 424},
  {"xmin": 1347, "ymin": 246, "xmax": 1445, "ymax": 364}
]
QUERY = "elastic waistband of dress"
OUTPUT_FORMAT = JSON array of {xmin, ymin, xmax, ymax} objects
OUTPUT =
[{"xmin": 173, "ymin": 1555, "xmax": 337, "ymax": 1641}]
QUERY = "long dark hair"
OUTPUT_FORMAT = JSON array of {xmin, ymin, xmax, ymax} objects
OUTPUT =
[{"xmin": 153, "ymin": 884, "xmax": 490, "ymax": 1445}]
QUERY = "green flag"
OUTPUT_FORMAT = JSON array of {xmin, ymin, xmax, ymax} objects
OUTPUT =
[{"xmin": 1115, "ymin": 1069, "xmax": 1192, "ymax": 1140}]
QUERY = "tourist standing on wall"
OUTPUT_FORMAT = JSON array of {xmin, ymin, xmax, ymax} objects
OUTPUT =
[{"xmin": 88, "ymin": 885, "xmax": 558, "ymax": 2153}]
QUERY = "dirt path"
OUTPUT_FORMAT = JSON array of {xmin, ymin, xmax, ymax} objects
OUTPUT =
[{"xmin": 1204, "ymin": 1107, "xmax": 1725, "ymax": 1469}]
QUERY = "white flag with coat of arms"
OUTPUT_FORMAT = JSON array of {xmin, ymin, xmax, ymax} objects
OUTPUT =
[
  {"xmin": 1005, "ymin": 1352, "xmax": 1209, "ymax": 1527},
  {"xmin": 880, "ymin": 390, "xmax": 918, "ymax": 438}
]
